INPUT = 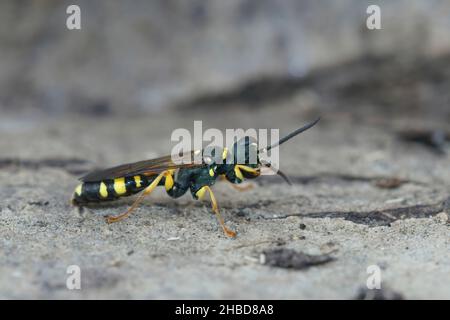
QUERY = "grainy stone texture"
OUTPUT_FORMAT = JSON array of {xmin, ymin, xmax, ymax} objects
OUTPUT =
[{"xmin": 0, "ymin": 104, "xmax": 449, "ymax": 299}]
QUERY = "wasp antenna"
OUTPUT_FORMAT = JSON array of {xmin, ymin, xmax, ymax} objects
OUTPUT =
[{"xmin": 260, "ymin": 117, "xmax": 320, "ymax": 153}]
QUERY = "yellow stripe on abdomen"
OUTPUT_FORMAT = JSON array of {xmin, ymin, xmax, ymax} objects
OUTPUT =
[
  {"xmin": 134, "ymin": 175, "xmax": 142, "ymax": 188},
  {"xmin": 99, "ymin": 182, "xmax": 108, "ymax": 198},
  {"xmin": 113, "ymin": 177, "xmax": 127, "ymax": 195}
]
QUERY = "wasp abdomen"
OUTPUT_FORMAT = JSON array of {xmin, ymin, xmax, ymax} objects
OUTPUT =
[{"xmin": 72, "ymin": 175, "xmax": 151, "ymax": 205}]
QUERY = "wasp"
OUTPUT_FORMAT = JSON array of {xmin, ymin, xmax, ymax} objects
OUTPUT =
[{"xmin": 72, "ymin": 118, "xmax": 320, "ymax": 237}]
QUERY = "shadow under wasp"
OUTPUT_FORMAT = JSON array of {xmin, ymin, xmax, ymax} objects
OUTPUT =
[{"xmin": 72, "ymin": 118, "xmax": 320, "ymax": 237}]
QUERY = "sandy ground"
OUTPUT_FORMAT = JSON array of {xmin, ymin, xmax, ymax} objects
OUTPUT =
[
  {"xmin": 0, "ymin": 107, "xmax": 449, "ymax": 299},
  {"xmin": 1, "ymin": 0, "xmax": 449, "ymax": 301}
]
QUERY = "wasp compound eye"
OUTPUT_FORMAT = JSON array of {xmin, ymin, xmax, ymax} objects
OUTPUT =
[{"xmin": 233, "ymin": 136, "xmax": 259, "ymax": 166}]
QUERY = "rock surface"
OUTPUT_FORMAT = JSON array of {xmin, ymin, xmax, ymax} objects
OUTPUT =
[{"xmin": 0, "ymin": 104, "xmax": 449, "ymax": 299}]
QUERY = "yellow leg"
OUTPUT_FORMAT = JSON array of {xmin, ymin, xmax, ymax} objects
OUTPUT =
[
  {"xmin": 105, "ymin": 171, "xmax": 167, "ymax": 223},
  {"xmin": 220, "ymin": 175, "xmax": 254, "ymax": 191},
  {"xmin": 236, "ymin": 165, "xmax": 260, "ymax": 175},
  {"xmin": 197, "ymin": 186, "xmax": 236, "ymax": 238}
]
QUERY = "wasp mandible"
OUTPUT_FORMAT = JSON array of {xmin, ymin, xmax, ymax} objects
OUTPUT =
[{"xmin": 72, "ymin": 118, "xmax": 320, "ymax": 237}]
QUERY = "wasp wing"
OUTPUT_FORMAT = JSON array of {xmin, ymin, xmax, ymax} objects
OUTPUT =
[{"xmin": 79, "ymin": 150, "xmax": 204, "ymax": 182}]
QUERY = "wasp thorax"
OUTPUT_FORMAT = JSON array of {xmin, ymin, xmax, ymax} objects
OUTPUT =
[{"xmin": 232, "ymin": 136, "xmax": 259, "ymax": 166}]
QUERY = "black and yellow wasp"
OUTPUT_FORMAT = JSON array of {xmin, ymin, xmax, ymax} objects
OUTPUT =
[{"xmin": 72, "ymin": 118, "xmax": 320, "ymax": 237}]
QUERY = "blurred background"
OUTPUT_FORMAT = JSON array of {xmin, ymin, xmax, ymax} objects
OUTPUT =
[{"xmin": 1, "ymin": 0, "xmax": 450, "ymax": 121}]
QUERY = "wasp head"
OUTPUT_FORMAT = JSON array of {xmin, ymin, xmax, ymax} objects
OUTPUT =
[{"xmin": 232, "ymin": 136, "xmax": 260, "ymax": 167}]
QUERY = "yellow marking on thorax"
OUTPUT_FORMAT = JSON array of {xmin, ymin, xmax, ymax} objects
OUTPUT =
[
  {"xmin": 209, "ymin": 168, "xmax": 215, "ymax": 177},
  {"xmin": 113, "ymin": 177, "xmax": 127, "ymax": 195},
  {"xmin": 75, "ymin": 184, "xmax": 82, "ymax": 196},
  {"xmin": 99, "ymin": 182, "xmax": 108, "ymax": 198},
  {"xmin": 134, "ymin": 175, "xmax": 142, "ymax": 188}
]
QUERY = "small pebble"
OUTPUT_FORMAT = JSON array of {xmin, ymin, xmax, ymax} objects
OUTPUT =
[{"xmin": 435, "ymin": 212, "xmax": 448, "ymax": 224}]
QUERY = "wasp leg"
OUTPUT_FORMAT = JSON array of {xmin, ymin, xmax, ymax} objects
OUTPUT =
[
  {"xmin": 105, "ymin": 171, "xmax": 167, "ymax": 223},
  {"xmin": 197, "ymin": 186, "xmax": 236, "ymax": 238},
  {"xmin": 232, "ymin": 165, "xmax": 261, "ymax": 183},
  {"xmin": 235, "ymin": 165, "xmax": 260, "ymax": 177},
  {"xmin": 220, "ymin": 175, "xmax": 254, "ymax": 191}
]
